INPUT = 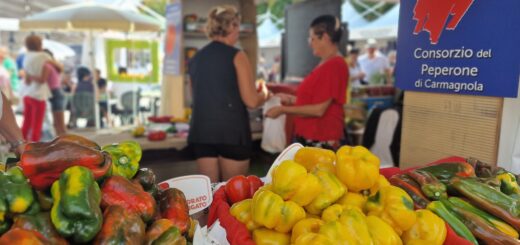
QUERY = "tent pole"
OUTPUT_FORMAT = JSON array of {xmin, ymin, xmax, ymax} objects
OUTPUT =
[{"xmin": 89, "ymin": 30, "xmax": 101, "ymax": 129}]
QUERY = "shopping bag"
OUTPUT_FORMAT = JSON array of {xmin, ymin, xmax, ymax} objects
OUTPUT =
[{"xmin": 261, "ymin": 97, "xmax": 286, "ymax": 153}]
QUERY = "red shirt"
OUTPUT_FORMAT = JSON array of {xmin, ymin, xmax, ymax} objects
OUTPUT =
[{"xmin": 294, "ymin": 56, "xmax": 349, "ymax": 141}]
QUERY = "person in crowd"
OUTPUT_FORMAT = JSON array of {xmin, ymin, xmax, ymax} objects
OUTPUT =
[
  {"xmin": 0, "ymin": 53, "xmax": 14, "ymax": 102},
  {"xmin": 60, "ymin": 71, "xmax": 75, "ymax": 128},
  {"xmin": 22, "ymin": 35, "xmax": 58, "ymax": 142},
  {"xmin": 74, "ymin": 67, "xmax": 94, "ymax": 94},
  {"xmin": 268, "ymin": 56, "xmax": 281, "ymax": 83},
  {"xmin": 347, "ymin": 48, "xmax": 366, "ymax": 88},
  {"xmin": 70, "ymin": 67, "xmax": 95, "ymax": 128},
  {"xmin": 0, "ymin": 91, "xmax": 26, "ymax": 156},
  {"xmin": 187, "ymin": 5, "xmax": 269, "ymax": 183},
  {"xmin": 358, "ymin": 38, "xmax": 392, "ymax": 85},
  {"xmin": 387, "ymin": 50, "xmax": 397, "ymax": 77},
  {"xmin": 39, "ymin": 49, "xmax": 67, "ymax": 136},
  {"xmin": 266, "ymin": 15, "xmax": 349, "ymax": 150},
  {"xmin": 0, "ymin": 47, "xmax": 19, "ymax": 96},
  {"xmin": 94, "ymin": 69, "xmax": 109, "ymax": 128}
]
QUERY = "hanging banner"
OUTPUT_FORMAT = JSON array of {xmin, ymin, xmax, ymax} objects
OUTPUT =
[
  {"xmin": 395, "ymin": 0, "xmax": 520, "ymax": 97},
  {"xmin": 163, "ymin": 1, "xmax": 183, "ymax": 76}
]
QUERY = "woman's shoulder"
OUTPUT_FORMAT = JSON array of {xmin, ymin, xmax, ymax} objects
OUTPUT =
[{"xmin": 320, "ymin": 56, "xmax": 348, "ymax": 72}]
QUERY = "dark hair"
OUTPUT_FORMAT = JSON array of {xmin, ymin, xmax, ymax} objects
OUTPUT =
[
  {"xmin": 310, "ymin": 15, "xmax": 342, "ymax": 43},
  {"xmin": 25, "ymin": 34, "xmax": 43, "ymax": 51},
  {"xmin": 77, "ymin": 67, "xmax": 91, "ymax": 82},
  {"xmin": 349, "ymin": 48, "xmax": 360, "ymax": 55}
]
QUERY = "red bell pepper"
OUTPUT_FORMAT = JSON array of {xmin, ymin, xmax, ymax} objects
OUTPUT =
[
  {"xmin": 100, "ymin": 176, "xmax": 157, "ymax": 222},
  {"xmin": 93, "ymin": 205, "xmax": 146, "ymax": 245},
  {"xmin": 148, "ymin": 131, "xmax": 167, "ymax": 141},
  {"xmin": 158, "ymin": 188, "xmax": 191, "ymax": 234},
  {"xmin": 208, "ymin": 186, "xmax": 255, "ymax": 245},
  {"xmin": 0, "ymin": 228, "xmax": 49, "ymax": 244},
  {"xmin": 224, "ymin": 175, "xmax": 263, "ymax": 204},
  {"xmin": 19, "ymin": 141, "xmax": 112, "ymax": 190},
  {"xmin": 25, "ymin": 134, "xmax": 100, "ymax": 151}
]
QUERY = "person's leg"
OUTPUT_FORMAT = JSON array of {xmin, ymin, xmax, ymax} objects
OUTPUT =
[
  {"xmin": 197, "ymin": 157, "xmax": 220, "ymax": 183},
  {"xmin": 218, "ymin": 144, "xmax": 251, "ymax": 181},
  {"xmin": 52, "ymin": 111, "xmax": 66, "ymax": 136},
  {"xmin": 193, "ymin": 144, "xmax": 220, "ymax": 182},
  {"xmin": 50, "ymin": 91, "xmax": 67, "ymax": 135},
  {"xmin": 30, "ymin": 99, "xmax": 47, "ymax": 141},
  {"xmin": 219, "ymin": 157, "xmax": 249, "ymax": 181},
  {"xmin": 21, "ymin": 97, "xmax": 32, "ymax": 140}
]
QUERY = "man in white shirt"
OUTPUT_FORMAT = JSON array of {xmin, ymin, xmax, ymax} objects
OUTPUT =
[{"xmin": 358, "ymin": 39, "xmax": 392, "ymax": 85}]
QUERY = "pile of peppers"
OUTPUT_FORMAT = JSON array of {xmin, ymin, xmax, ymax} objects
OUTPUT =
[
  {"xmin": 221, "ymin": 146, "xmax": 454, "ymax": 245},
  {"xmin": 0, "ymin": 134, "xmax": 193, "ymax": 244}
]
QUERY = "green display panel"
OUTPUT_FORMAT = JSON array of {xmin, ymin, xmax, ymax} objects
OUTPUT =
[{"xmin": 105, "ymin": 39, "xmax": 159, "ymax": 83}]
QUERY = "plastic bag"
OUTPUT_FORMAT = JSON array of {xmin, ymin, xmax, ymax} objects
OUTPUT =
[{"xmin": 261, "ymin": 97, "xmax": 286, "ymax": 153}]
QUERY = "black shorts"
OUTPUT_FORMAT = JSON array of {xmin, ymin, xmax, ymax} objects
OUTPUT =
[{"xmin": 191, "ymin": 143, "xmax": 251, "ymax": 161}]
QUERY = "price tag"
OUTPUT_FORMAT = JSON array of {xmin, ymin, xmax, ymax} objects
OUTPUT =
[{"xmin": 159, "ymin": 175, "xmax": 212, "ymax": 215}]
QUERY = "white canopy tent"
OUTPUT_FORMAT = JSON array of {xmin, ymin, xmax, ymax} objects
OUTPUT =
[
  {"xmin": 350, "ymin": 3, "xmax": 400, "ymax": 40},
  {"xmin": 258, "ymin": 0, "xmax": 372, "ymax": 48},
  {"xmin": 20, "ymin": 2, "xmax": 162, "ymax": 129}
]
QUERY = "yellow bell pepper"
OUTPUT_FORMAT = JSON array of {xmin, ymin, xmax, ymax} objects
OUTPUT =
[
  {"xmin": 402, "ymin": 210, "xmax": 446, "ymax": 245},
  {"xmin": 366, "ymin": 215, "xmax": 402, "ymax": 245},
  {"xmin": 294, "ymin": 233, "xmax": 334, "ymax": 245},
  {"xmin": 365, "ymin": 186, "xmax": 417, "ymax": 235},
  {"xmin": 271, "ymin": 160, "xmax": 322, "ymax": 206},
  {"xmin": 305, "ymin": 213, "xmax": 321, "ymax": 219},
  {"xmin": 294, "ymin": 147, "xmax": 336, "ymax": 174},
  {"xmin": 253, "ymin": 228, "xmax": 290, "ymax": 245},
  {"xmin": 336, "ymin": 192, "xmax": 367, "ymax": 211},
  {"xmin": 229, "ymin": 199, "xmax": 259, "ymax": 231},
  {"xmin": 251, "ymin": 189, "xmax": 306, "ymax": 233},
  {"xmin": 321, "ymin": 204, "xmax": 344, "ymax": 222},
  {"xmin": 319, "ymin": 220, "xmax": 357, "ymax": 245},
  {"xmin": 496, "ymin": 172, "xmax": 520, "ymax": 195},
  {"xmin": 336, "ymin": 146, "xmax": 380, "ymax": 192},
  {"xmin": 252, "ymin": 189, "xmax": 284, "ymax": 229},
  {"xmin": 305, "ymin": 171, "xmax": 346, "ymax": 215},
  {"xmin": 291, "ymin": 218, "xmax": 323, "ymax": 243},
  {"xmin": 277, "ymin": 200, "xmax": 306, "ymax": 233},
  {"xmin": 369, "ymin": 175, "xmax": 391, "ymax": 196},
  {"xmin": 338, "ymin": 207, "xmax": 374, "ymax": 245}
]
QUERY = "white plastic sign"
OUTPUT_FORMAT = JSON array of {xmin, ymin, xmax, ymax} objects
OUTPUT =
[{"xmin": 159, "ymin": 175, "xmax": 212, "ymax": 215}]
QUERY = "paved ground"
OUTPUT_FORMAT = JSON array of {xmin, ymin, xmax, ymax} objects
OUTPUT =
[{"xmin": 140, "ymin": 140, "xmax": 279, "ymax": 183}]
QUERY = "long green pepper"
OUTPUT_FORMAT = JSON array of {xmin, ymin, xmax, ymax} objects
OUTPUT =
[{"xmin": 427, "ymin": 200, "xmax": 478, "ymax": 245}]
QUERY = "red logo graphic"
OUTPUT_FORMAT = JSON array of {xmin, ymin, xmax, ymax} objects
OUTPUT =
[{"xmin": 413, "ymin": 0, "xmax": 474, "ymax": 44}]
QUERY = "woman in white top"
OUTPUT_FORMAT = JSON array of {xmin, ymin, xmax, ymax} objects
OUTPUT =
[{"xmin": 22, "ymin": 35, "xmax": 62, "ymax": 142}]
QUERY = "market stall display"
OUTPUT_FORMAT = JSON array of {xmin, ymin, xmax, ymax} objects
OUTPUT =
[
  {"xmin": 2, "ymin": 134, "xmax": 520, "ymax": 244},
  {"xmin": 0, "ymin": 134, "xmax": 194, "ymax": 244},
  {"xmin": 205, "ymin": 144, "xmax": 520, "ymax": 245}
]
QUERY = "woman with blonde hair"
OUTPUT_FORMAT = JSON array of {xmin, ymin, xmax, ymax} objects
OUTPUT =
[{"xmin": 187, "ymin": 5, "xmax": 269, "ymax": 182}]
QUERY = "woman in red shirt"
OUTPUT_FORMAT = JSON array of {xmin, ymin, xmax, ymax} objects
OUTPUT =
[{"xmin": 266, "ymin": 15, "xmax": 348, "ymax": 150}]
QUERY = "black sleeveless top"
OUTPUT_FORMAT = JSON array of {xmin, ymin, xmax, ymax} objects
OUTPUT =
[{"xmin": 187, "ymin": 41, "xmax": 251, "ymax": 146}]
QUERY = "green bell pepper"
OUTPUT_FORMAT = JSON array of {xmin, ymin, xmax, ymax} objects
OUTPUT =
[
  {"xmin": 0, "ymin": 166, "xmax": 36, "ymax": 233},
  {"xmin": 102, "ymin": 141, "xmax": 142, "ymax": 179},
  {"xmin": 0, "ymin": 166, "xmax": 35, "ymax": 215},
  {"xmin": 51, "ymin": 166, "xmax": 103, "ymax": 243}
]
